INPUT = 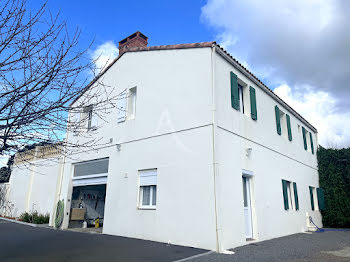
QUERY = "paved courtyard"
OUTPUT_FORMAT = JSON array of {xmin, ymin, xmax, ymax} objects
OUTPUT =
[{"xmin": 0, "ymin": 218, "xmax": 349, "ymax": 262}]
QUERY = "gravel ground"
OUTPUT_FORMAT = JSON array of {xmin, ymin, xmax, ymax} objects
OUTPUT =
[{"xmin": 186, "ymin": 230, "xmax": 350, "ymax": 262}]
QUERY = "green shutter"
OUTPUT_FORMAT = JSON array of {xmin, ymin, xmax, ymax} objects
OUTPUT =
[
  {"xmin": 302, "ymin": 127, "xmax": 308, "ymax": 150},
  {"xmin": 275, "ymin": 106, "xmax": 281, "ymax": 135},
  {"xmin": 310, "ymin": 133, "xmax": 314, "ymax": 154},
  {"xmin": 230, "ymin": 72, "xmax": 240, "ymax": 111},
  {"xmin": 309, "ymin": 186, "xmax": 315, "ymax": 210},
  {"xmin": 317, "ymin": 188, "xmax": 325, "ymax": 211},
  {"xmin": 282, "ymin": 180, "xmax": 289, "ymax": 210},
  {"xmin": 250, "ymin": 86, "xmax": 257, "ymax": 120},
  {"xmin": 286, "ymin": 114, "xmax": 292, "ymax": 141},
  {"xmin": 293, "ymin": 182, "xmax": 299, "ymax": 210}
]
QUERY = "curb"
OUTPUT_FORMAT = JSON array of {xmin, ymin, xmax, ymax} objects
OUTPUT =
[{"xmin": 0, "ymin": 216, "xmax": 50, "ymax": 228}]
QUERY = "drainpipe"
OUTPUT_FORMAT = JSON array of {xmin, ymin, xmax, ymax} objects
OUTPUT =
[{"xmin": 211, "ymin": 45, "xmax": 221, "ymax": 252}]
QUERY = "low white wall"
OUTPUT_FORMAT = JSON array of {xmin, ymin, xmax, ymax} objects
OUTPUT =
[{"xmin": 8, "ymin": 158, "xmax": 62, "ymax": 218}]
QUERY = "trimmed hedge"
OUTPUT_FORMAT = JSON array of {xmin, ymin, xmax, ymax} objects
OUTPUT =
[{"xmin": 318, "ymin": 146, "xmax": 350, "ymax": 228}]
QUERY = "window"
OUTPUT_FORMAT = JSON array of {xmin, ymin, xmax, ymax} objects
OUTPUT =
[
  {"xmin": 127, "ymin": 87, "xmax": 137, "ymax": 120},
  {"xmin": 238, "ymin": 84, "xmax": 245, "ymax": 114},
  {"xmin": 83, "ymin": 105, "xmax": 93, "ymax": 130},
  {"xmin": 275, "ymin": 106, "xmax": 292, "ymax": 140},
  {"xmin": 286, "ymin": 181, "xmax": 294, "ymax": 210},
  {"xmin": 139, "ymin": 169, "xmax": 157, "ymax": 209},
  {"xmin": 279, "ymin": 110, "xmax": 287, "ymax": 139},
  {"xmin": 309, "ymin": 186, "xmax": 319, "ymax": 211},
  {"xmin": 230, "ymin": 72, "xmax": 249, "ymax": 116},
  {"xmin": 282, "ymin": 179, "xmax": 299, "ymax": 211},
  {"xmin": 74, "ymin": 158, "xmax": 109, "ymax": 177},
  {"xmin": 302, "ymin": 127, "xmax": 314, "ymax": 153}
]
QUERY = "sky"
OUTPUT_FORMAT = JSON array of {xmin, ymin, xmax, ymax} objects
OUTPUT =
[{"xmin": 4, "ymin": 0, "xmax": 349, "ymax": 161}]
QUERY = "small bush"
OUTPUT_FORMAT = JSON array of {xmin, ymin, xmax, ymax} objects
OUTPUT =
[
  {"xmin": 19, "ymin": 211, "xmax": 50, "ymax": 224},
  {"xmin": 19, "ymin": 211, "xmax": 31, "ymax": 223}
]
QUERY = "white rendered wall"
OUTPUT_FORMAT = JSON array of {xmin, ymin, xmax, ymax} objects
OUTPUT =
[
  {"xmin": 8, "ymin": 158, "xmax": 61, "ymax": 218},
  {"xmin": 59, "ymin": 46, "xmax": 322, "ymax": 251},
  {"xmin": 213, "ymin": 51, "xmax": 322, "ymax": 250},
  {"xmin": 60, "ymin": 48, "xmax": 218, "ymax": 250},
  {"xmin": 8, "ymin": 165, "xmax": 31, "ymax": 217}
]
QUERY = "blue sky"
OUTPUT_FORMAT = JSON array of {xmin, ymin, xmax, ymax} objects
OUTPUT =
[
  {"xmin": 22, "ymin": 0, "xmax": 350, "ymax": 150},
  {"xmin": 30, "ymin": 0, "xmax": 213, "ymax": 49}
]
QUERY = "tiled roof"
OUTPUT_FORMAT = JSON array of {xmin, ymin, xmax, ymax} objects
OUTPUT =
[{"xmin": 72, "ymin": 41, "xmax": 316, "ymax": 132}]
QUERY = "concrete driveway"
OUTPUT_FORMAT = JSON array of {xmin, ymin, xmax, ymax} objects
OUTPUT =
[{"xmin": 0, "ymin": 219, "xmax": 206, "ymax": 262}]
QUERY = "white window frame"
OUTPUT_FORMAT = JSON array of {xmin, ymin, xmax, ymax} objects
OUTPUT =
[
  {"xmin": 138, "ymin": 169, "xmax": 157, "ymax": 209},
  {"xmin": 237, "ymin": 79, "xmax": 249, "ymax": 116},
  {"xmin": 311, "ymin": 186, "xmax": 319, "ymax": 211},
  {"xmin": 127, "ymin": 87, "xmax": 137, "ymax": 120},
  {"xmin": 238, "ymin": 84, "xmax": 245, "ymax": 114},
  {"xmin": 279, "ymin": 109, "xmax": 288, "ymax": 139},
  {"xmin": 139, "ymin": 185, "xmax": 157, "ymax": 209},
  {"xmin": 286, "ymin": 181, "xmax": 295, "ymax": 210},
  {"xmin": 82, "ymin": 105, "xmax": 93, "ymax": 130},
  {"xmin": 305, "ymin": 129, "xmax": 312, "ymax": 153}
]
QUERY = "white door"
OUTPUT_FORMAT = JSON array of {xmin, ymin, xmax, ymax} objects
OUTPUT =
[{"xmin": 242, "ymin": 176, "xmax": 253, "ymax": 239}]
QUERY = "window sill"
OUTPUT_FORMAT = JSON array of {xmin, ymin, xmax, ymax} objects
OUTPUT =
[{"xmin": 138, "ymin": 206, "xmax": 156, "ymax": 210}]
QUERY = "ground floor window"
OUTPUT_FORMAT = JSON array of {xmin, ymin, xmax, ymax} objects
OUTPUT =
[
  {"xmin": 282, "ymin": 179, "xmax": 299, "ymax": 211},
  {"xmin": 139, "ymin": 169, "xmax": 157, "ymax": 209},
  {"xmin": 140, "ymin": 185, "xmax": 157, "ymax": 206}
]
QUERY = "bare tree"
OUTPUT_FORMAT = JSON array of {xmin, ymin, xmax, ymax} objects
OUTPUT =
[{"xmin": 0, "ymin": 0, "xmax": 120, "ymax": 160}]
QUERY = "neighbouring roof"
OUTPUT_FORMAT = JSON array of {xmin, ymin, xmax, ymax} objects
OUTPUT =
[{"xmin": 73, "ymin": 41, "xmax": 317, "ymax": 133}]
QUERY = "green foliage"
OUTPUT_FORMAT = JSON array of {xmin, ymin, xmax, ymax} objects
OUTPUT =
[
  {"xmin": 318, "ymin": 146, "xmax": 350, "ymax": 228},
  {"xmin": 19, "ymin": 211, "xmax": 50, "ymax": 224}
]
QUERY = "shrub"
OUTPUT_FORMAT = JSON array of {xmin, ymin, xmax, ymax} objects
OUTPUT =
[
  {"xmin": 19, "ymin": 211, "xmax": 50, "ymax": 224},
  {"xmin": 19, "ymin": 211, "xmax": 31, "ymax": 223}
]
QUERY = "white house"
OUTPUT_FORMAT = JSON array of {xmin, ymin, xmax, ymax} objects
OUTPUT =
[{"xmin": 8, "ymin": 31, "xmax": 325, "ymax": 252}]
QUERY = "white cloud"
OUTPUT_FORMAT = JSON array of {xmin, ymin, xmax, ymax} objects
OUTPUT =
[
  {"xmin": 91, "ymin": 41, "xmax": 119, "ymax": 73},
  {"xmin": 274, "ymin": 84, "xmax": 350, "ymax": 148},
  {"xmin": 201, "ymin": 0, "xmax": 350, "ymax": 148}
]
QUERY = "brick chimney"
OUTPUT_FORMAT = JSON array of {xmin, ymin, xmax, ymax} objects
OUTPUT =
[{"xmin": 118, "ymin": 31, "xmax": 148, "ymax": 55}]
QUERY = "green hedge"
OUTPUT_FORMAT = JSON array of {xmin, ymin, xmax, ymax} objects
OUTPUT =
[{"xmin": 318, "ymin": 147, "xmax": 350, "ymax": 228}]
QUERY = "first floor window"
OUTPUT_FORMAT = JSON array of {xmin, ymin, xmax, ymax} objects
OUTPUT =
[
  {"xmin": 83, "ymin": 105, "xmax": 93, "ymax": 130},
  {"xmin": 139, "ymin": 169, "xmax": 157, "ymax": 208}
]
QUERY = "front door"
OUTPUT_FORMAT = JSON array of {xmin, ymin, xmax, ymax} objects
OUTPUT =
[{"xmin": 242, "ymin": 176, "xmax": 253, "ymax": 239}]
